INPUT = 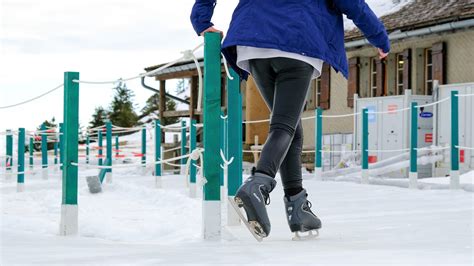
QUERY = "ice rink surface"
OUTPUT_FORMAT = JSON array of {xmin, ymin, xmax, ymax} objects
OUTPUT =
[{"xmin": 1, "ymin": 168, "xmax": 472, "ymax": 265}]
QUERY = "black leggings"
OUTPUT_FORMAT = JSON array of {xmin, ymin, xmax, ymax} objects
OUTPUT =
[{"xmin": 249, "ymin": 57, "xmax": 313, "ymax": 190}]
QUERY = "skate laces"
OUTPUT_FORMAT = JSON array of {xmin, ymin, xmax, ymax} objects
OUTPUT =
[{"xmin": 261, "ymin": 189, "xmax": 271, "ymax": 205}]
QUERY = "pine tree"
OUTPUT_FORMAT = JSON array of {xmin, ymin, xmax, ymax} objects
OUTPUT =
[
  {"xmin": 108, "ymin": 81, "xmax": 139, "ymax": 127},
  {"xmin": 140, "ymin": 93, "xmax": 179, "ymax": 125},
  {"xmin": 89, "ymin": 106, "xmax": 109, "ymax": 129}
]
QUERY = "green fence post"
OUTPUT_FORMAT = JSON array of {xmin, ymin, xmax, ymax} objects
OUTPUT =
[
  {"xmin": 202, "ymin": 32, "xmax": 221, "ymax": 239},
  {"xmin": 59, "ymin": 123, "xmax": 64, "ymax": 170},
  {"xmin": 361, "ymin": 108, "xmax": 369, "ymax": 184},
  {"xmin": 54, "ymin": 138, "xmax": 59, "ymax": 169},
  {"xmin": 141, "ymin": 127, "xmax": 146, "ymax": 168},
  {"xmin": 155, "ymin": 120, "xmax": 162, "ymax": 188},
  {"xmin": 115, "ymin": 135, "xmax": 119, "ymax": 158},
  {"xmin": 226, "ymin": 68, "xmax": 242, "ymax": 226},
  {"xmin": 409, "ymin": 102, "xmax": 418, "ymax": 189},
  {"xmin": 86, "ymin": 134, "xmax": 90, "ymax": 164},
  {"xmin": 29, "ymin": 137, "xmax": 34, "ymax": 169},
  {"xmin": 450, "ymin": 91, "xmax": 460, "ymax": 189},
  {"xmin": 17, "ymin": 128, "xmax": 25, "ymax": 192},
  {"xmin": 219, "ymin": 111, "xmax": 225, "ymax": 188},
  {"xmin": 98, "ymin": 130, "xmax": 103, "ymax": 166},
  {"xmin": 106, "ymin": 121, "xmax": 112, "ymax": 183},
  {"xmin": 6, "ymin": 130, "xmax": 13, "ymax": 172},
  {"xmin": 315, "ymin": 108, "xmax": 323, "ymax": 180},
  {"xmin": 189, "ymin": 119, "xmax": 197, "ymax": 197},
  {"xmin": 180, "ymin": 120, "xmax": 187, "ymax": 175},
  {"xmin": 41, "ymin": 123, "xmax": 48, "ymax": 179},
  {"xmin": 59, "ymin": 71, "xmax": 79, "ymax": 236}
]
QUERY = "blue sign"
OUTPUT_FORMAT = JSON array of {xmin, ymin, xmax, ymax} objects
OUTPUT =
[
  {"xmin": 420, "ymin": 112, "xmax": 433, "ymax": 118},
  {"xmin": 367, "ymin": 106, "xmax": 376, "ymax": 123}
]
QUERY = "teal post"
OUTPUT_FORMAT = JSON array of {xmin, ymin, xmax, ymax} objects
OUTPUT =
[
  {"xmin": 409, "ymin": 102, "xmax": 418, "ymax": 189},
  {"xmin": 6, "ymin": 130, "xmax": 13, "ymax": 171},
  {"xmin": 450, "ymin": 91, "xmax": 460, "ymax": 189},
  {"xmin": 203, "ymin": 32, "xmax": 222, "ymax": 239},
  {"xmin": 361, "ymin": 108, "xmax": 369, "ymax": 184},
  {"xmin": 190, "ymin": 119, "xmax": 197, "ymax": 186},
  {"xmin": 219, "ymin": 111, "xmax": 225, "ymax": 186},
  {"xmin": 227, "ymin": 68, "xmax": 242, "ymax": 226},
  {"xmin": 41, "ymin": 123, "xmax": 48, "ymax": 169},
  {"xmin": 154, "ymin": 120, "xmax": 162, "ymax": 187},
  {"xmin": 29, "ymin": 137, "xmax": 34, "ymax": 169},
  {"xmin": 59, "ymin": 123, "xmax": 64, "ymax": 170},
  {"xmin": 17, "ymin": 128, "xmax": 25, "ymax": 192},
  {"xmin": 141, "ymin": 127, "xmax": 146, "ymax": 167},
  {"xmin": 54, "ymin": 139, "xmax": 59, "ymax": 166},
  {"xmin": 98, "ymin": 130, "xmax": 103, "ymax": 166},
  {"xmin": 180, "ymin": 120, "xmax": 187, "ymax": 173},
  {"xmin": 60, "ymin": 71, "xmax": 79, "ymax": 235},
  {"xmin": 86, "ymin": 135, "xmax": 90, "ymax": 164},
  {"xmin": 314, "ymin": 108, "xmax": 323, "ymax": 179},
  {"xmin": 106, "ymin": 122, "xmax": 112, "ymax": 175},
  {"xmin": 115, "ymin": 135, "xmax": 119, "ymax": 157}
]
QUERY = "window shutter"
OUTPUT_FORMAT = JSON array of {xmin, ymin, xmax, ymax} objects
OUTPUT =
[
  {"xmin": 376, "ymin": 59, "xmax": 385, "ymax": 96},
  {"xmin": 402, "ymin": 48, "xmax": 412, "ymax": 91},
  {"xmin": 432, "ymin": 42, "xmax": 446, "ymax": 85},
  {"xmin": 319, "ymin": 63, "xmax": 331, "ymax": 110},
  {"xmin": 347, "ymin": 57, "xmax": 359, "ymax": 107}
]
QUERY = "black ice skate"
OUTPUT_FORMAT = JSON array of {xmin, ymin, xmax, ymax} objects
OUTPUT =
[
  {"xmin": 284, "ymin": 189, "xmax": 321, "ymax": 241},
  {"xmin": 230, "ymin": 171, "xmax": 276, "ymax": 242}
]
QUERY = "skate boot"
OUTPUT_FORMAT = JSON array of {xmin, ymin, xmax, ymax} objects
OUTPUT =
[
  {"xmin": 231, "ymin": 171, "xmax": 277, "ymax": 241},
  {"xmin": 284, "ymin": 189, "xmax": 321, "ymax": 241}
]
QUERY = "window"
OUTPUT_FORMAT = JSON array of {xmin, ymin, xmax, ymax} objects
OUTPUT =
[
  {"xmin": 425, "ymin": 48, "xmax": 433, "ymax": 95},
  {"xmin": 370, "ymin": 58, "xmax": 377, "ymax": 97},
  {"xmin": 396, "ymin": 54, "xmax": 404, "ymax": 95},
  {"xmin": 315, "ymin": 77, "xmax": 321, "ymax": 107}
]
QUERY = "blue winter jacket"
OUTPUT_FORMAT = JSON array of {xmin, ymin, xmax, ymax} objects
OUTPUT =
[{"xmin": 190, "ymin": 0, "xmax": 390, "ymax": 80}]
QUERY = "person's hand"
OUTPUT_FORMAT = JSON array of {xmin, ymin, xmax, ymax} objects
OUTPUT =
[
  {"xmin": 200, "ymin": 26, "xmax": 223, "ymax": 38},
  {"xmin": 378, "ymin": 48, "xmax": 389, "ymax": 59}
]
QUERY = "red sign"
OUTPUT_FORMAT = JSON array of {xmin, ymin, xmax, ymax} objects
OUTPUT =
[
  {"xmin": 387, "ymin": 104, "xmax": 398, "ymax": 114},
  {"xmin": 425, "ymin": 133, "xmax": 433, "ymax": 143},
  {"xmin": 460, "ymin": 150, "xmax": 465, "ymax": 163},
  {"xmin": 368, "ymin": 156, "xmax": 378, "ymax": 163}
]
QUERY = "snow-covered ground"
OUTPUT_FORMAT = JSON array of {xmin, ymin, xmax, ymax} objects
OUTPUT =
[{"xmin": 1, "ymin": 163, "xmax": 473, "ymax": 265}]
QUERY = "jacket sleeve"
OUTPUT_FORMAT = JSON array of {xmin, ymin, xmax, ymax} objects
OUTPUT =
[
  {"xmin": 190, "ymin": 0, "xmax": 217, "ymax": 36},
  {"xmin": 333, "ymin": 0, "xmax": 390, "ymax": 53}
]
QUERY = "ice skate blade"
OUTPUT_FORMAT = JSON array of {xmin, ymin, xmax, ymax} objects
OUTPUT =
[
  {"xmin": 228, "ymin": 197, "xmax": 264, "ymax": 242},
  {"xmin": 292, "ymin": 230, "xmax": 319, "ymax": 241}
]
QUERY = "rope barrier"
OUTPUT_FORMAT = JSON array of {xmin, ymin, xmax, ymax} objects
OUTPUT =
[
  {"xmin": 456, "ymin": 145, "xmax": 474, "ymax": 150},
  {"xmin": 0, "ymin": 84, "xmax": 64, "ymax": 109},
  {"xmin": 366, "ymin": 148, "xmax": 411, "ymax": 153},
  {"xmin": 72, "ymin": 43, "xmax": 203, "ymax": 85},
  {"xmin": 416, "ymin": 97, "xmax": 450, "ymax": 109},
  {"xmin": 456, "ymin": 93, "xmax": 474, "ymax": 97},
  {"xmin": 320, "ymin": 112, "xmax": 361, "ymax": 118},
  {"xmin": 243, "ymin": 118, "xmax": 270, "ymax": 124}
]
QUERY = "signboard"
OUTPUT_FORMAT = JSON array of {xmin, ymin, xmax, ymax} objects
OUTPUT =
[
  {"xmin": 425, "ymin": 133, "xmax": 433, "ymax": 143},
  {"xmin": 420, "ymin": 112, "xmax": 433, "ymax": 118},
  {"xmin": 388, "ymin": 104, "xmax": 398, "ymax": 114},
  {"xmin": 367, "ymin": 106, "xmax": 376, "ymax": 123}
]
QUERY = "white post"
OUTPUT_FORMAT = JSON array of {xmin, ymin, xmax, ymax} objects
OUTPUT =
[
  {"xmin": 59, "ymin": 205, "xmax": 78, "ymax": 236},
  {"xmin": 450, "ymin": 170, "xmax": 460, "ymax": 190},
  {"xmin": 409, "ymin": 172, "xmax": 418, "ymax": 189},
  {"xmin": 361, "ymin": 169, "xmax": 369, "ymax": 184},
  {"xmin": 42, "ymin": 168, "xmax": 48, "ymax": 180}
]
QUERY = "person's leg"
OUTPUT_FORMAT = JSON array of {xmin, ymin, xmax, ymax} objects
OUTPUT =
[
  {"xmin": 279, "ymin": 120, "xmax": 304, "ymax": 196},
  {"xmin": 250, "ymin": 57, "xmax": 313, "ymax": 182}
]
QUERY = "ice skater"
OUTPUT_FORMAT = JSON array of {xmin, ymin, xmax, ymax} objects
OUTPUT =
[{"xmin": 191, "ymin": 0, "xmax": 390, "ymax": 240}]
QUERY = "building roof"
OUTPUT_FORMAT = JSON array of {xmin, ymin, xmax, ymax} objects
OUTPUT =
[{"xmin": 345, "ymin": 0, "xmax": 474, "ymax": 41}]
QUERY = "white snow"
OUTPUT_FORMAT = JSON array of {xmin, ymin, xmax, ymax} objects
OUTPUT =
[
  {"xmin": 1, "ymin": 164, "xmax": 473, "ymax": 265},
  {"xmin": 344, "ymin": 0, "xmax": 413, "ymax": 30}
]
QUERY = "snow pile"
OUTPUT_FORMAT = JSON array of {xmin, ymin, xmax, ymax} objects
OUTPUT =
[{"xmin": 344, "ymin": 0, "xmax": 413, "ymax": 30}]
